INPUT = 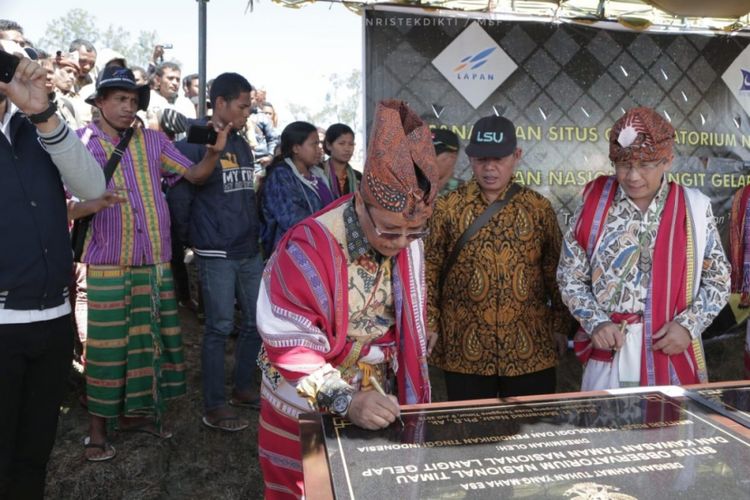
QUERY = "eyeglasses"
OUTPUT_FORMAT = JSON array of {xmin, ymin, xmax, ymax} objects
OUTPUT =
[
  {"xmin": 363, "ymin": 203, "xmax": 429, "ymax": 241},
  {"xmin": 612, "ymin": 158, "xmax": 667, "ymax": 174}
]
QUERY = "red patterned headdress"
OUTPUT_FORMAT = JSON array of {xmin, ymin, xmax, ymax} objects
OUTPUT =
[
  {"xmin": 609, "ymin": 107, "xmax": 674, "ymax": 163},
  {"xmin": 361, "ymin": 100, "xmax": 438, "ymax": 220},
  {"xmin": 54, "ymin": 51, "xmax": 81, "ymax": 74}
]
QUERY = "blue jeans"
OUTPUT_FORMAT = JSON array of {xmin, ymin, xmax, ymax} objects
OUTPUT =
[{"xmin": 197, "ymin": 254, "xmax": 263, "ymax": 412}]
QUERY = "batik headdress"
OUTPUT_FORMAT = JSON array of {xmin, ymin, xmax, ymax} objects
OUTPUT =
[
  {"xmin": 609, "ymin": 107, "xmax": 675, "ymax": 163},
  {"xmin": 361, "ymin": 100, "xmax": 438, "ymax": 219}
]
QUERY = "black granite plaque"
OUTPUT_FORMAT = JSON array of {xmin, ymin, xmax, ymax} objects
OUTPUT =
[
  {"xmin": 695, "ymin": 385, "xmax": 750, "ymax": 426},
  {"xmin": 321, "ymin": 392, "xmax": 750, "ymax": 499}
]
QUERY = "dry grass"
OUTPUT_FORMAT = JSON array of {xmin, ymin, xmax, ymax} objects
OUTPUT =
[
  {"xmin": 45, "ymin": 310, "xmax": 263, "ymax": 500},
  {"xmin": 44, "ymin": 311, "xmax": 747, "ymax": 499}
]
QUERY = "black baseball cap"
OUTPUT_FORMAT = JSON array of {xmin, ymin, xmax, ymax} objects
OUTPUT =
[
  {"xmin": 85, "ymin": 66, "xmax": 150, "ymax": 111},
  {"xmin": 431, "ymin": 128, "xmax": 459, "ymax": 155},
  {"xmin": 465, "ymin": 115, "xmax": 517, "ymax": 158}
]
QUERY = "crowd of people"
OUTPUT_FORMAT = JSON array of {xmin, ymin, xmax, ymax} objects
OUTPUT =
[{"xmin": 0, "ymin": 16, "xmax": 747, "ymax": 500}]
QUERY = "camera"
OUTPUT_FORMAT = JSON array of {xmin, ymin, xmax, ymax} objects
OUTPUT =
[
  {"xmin": 0, "ymin": 50, "xmax": 19, "ymax": 84},
  {"xmin": 161, "ymin": 43, "xmax": 174, "ymax": 49},
  {"xmin": 187, "ymin": 124, "xmax": 217, "ymax": 145}
]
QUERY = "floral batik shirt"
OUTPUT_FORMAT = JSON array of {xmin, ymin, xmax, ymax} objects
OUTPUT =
[{"xmin": 557, "ymin": 179, "xmax": 730, "ymax": 338}]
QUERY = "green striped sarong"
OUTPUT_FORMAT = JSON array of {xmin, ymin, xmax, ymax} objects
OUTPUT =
[{"xmin": 86, "ymin": 264, "xmax": 186, "ymax": 421}]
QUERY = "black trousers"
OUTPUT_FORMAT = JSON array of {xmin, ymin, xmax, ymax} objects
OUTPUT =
[
  {"xmin": 443, "ymin": 366, "xmax": 557, "ymax": 401},
  {"xmin": 0, "ymin": 315, "xmax": 73, "ymax": 500}
]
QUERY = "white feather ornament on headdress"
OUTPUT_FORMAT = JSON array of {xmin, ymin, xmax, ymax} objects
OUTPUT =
[{"xmin": 617, "ymin": 125, "xmax": 638, "ymax": 148}]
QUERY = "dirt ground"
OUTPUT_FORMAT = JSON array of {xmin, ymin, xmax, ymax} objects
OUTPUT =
[{"xmin": 43, "ymin": 309, "xmax": 747, "ymax": 499}]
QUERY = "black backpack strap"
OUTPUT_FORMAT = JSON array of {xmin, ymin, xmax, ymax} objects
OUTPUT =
[
  {"xmin": 71, "ymin": 127, "xmax": 134, "ymax": 261},
  {"xmin": 102, "ymin": 127, "xmax": 134, "ymax": 183},
  {"xmin": 438, "ymin": 183, "xmax": 521, "ymax": 292}
]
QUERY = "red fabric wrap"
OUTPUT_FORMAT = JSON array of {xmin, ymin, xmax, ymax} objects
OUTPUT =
[
  {"xmin": 729, "ymin": 185, "xmax": 750, "ymax": 293},
  {"xmin": 647, "ymin": 184, "xmax": 699, "ymax": 385},
  {"xmin": 573, "ymin": 313, "xmax": 642, "ymax": 364}
]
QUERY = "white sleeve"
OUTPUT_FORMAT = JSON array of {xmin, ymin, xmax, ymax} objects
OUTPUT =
[{"xmin": 37, "ymin": 121, "xmax": 105, "ymax": 200}]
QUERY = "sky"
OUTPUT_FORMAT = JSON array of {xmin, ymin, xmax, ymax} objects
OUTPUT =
[{"xmin": 4, "ymin": 0, "xmax": 363, "ymax": 125}]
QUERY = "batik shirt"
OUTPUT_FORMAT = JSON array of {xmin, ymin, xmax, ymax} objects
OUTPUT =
[
  {"xmin": 425, "ymin": 180, "xmax": 573, "ymax": 377},
  {"xmin": 78, "ymin": 123, "xmax": 193, "ymax": 266},
  {"xmin": 557, "ymin": 179, "xmax": 730, "ymax": 338},
  {"xmin": 339, "ymin": 202, "xmax": 396, "ymax": 340}
]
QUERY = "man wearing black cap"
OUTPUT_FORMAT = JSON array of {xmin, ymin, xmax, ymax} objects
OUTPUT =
[
  {"xmin": 69, "ymin": 65, "xmax": 231, "ymax": 462},
  {"xmin": 425, "ymin": 115, "xmax": 572, "ymax": 401},
  {"xmin": 431, "ymin": 128, "xmax": 461, "ymax": 195}
]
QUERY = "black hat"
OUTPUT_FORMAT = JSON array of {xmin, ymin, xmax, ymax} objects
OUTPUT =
[
  {"xmin": 85, "ymin": 66, "xmax": 150, "ymax": 111},
  {"xmin": 431, "ymin": 128, "xmax": 460, "ymax": 156},
  {"xmin": 465, "ymin": 115, "xmax": 517, "ymax": 158}
]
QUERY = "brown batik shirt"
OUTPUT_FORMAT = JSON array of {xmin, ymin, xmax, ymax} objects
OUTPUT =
[{"xmin": 425, "ymin": 179, "xmax": 574, "ymax": 377}]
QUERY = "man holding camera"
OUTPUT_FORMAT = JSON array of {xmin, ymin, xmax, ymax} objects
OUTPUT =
[
  {"xmin": 50, "ymin": 51, "xmax": 82, "ymax": 128},
  {"xmin": 247, "ymin": 87, "xmax": 279, "ymax": 176},
  {"xmin": 169, "ymin": 72, "xmax": 263, "ymax": 432},
  {"xmin": 69, "ymin": 65, "xmax": 231, "ymax": 461},
  {"xmin": 0, "ymin": 25, "xmax": 106, "ymax": 498},
  {"xmin": 69, "ymin": 38, "xmax": 97, "ymax": 93},
  {"xmin": 147, "ymin": 60, "xmax": 196, "ymax": 134}
]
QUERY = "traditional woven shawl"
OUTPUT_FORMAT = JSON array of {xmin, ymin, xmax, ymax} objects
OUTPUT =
[
  {"xmin": 260, "ymin": 195, "xmax": 431, "ymax": 404},
  {"xmin": 573, "ymin": 175, "xmax": 707, "ymax": 385}
]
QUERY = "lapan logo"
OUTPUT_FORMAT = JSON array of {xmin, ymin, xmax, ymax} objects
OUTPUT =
[
  {"xmin": 453, "ymin": 48, "xmax": 497, "ymax": 81},
  {"xmin": 454, "ymin": 48, "xmax": 497, "ymax": 72},
  {"xmin": 432, "ymin": 22, "xmax": 517, "ymax": 108},
  {"xmin": 741, "ymin": 69, "xmax": 750, "ymax": 91}
]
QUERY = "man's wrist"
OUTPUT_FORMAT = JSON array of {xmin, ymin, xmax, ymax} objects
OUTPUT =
[
  {"xmin": 586, "ymin": 312, "xmax": 613, "ymax": 337},
  {"xmin": 590, "ymin": 319, "xmax": 613, "ymax": 337},
  {"xmin": 27, "ymin": 101, "xmax": 57, "ymax": 124},
  {"xmin": 316, "ymin": 377, "xmax": 355, "ymax": 416},
  {"xmin": 202, "ymin": 150, "xmax": 220, "ymax": 162},
  {"xmin": 427, "ymin": 316, "xmax": 439, "ymax": 331},
  {"xmin": 672, "ymin": 316, "xmax": 699, "ymax": 339},
  {"xmin": 34, "ymin": 112, "xmax": 62, "ymax": 135}
]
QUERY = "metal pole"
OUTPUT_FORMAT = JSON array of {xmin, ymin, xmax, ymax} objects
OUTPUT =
[{"xmin": 197, "ymin": 0, "xmax": 209, "ymax": 118}]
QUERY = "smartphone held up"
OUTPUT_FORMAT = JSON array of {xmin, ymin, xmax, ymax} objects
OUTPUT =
[
  {"xmin": 187, "ymin": 124, "xmax": 218, "ymax": 145},
  {"xmin": 0, "ymin": 50, "xmax": 19, "ymax": 84},
  {"xmin": 0, "ymin": 41, "xmax": 40, "ymax": 84}
]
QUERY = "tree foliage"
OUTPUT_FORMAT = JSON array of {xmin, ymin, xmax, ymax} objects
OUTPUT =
[
  {"xmin": 289, "ymin": 70, "xmax": 361, "ymax": 130},
  {"xmin": 36, "ymin": 8, "xmax": 158, "ymax": 68},
  {"xmin": 288, "ymin": 69, "xmax": 363, "ymax": 162}
]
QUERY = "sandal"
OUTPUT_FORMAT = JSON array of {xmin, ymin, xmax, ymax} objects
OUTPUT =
[
  {"xmin": 83, "ymin": 436, "xmax": 116, "ymax": 462},
  {"xmin": 201, "ymin": 415, "xmax": 249, "ymax": 432},
  {"xmin": 119, "ymin": 422, "xmax": 173, "ymax": 439},
  {"xmin": 228, "ymin": 397, "xmax": 260, "ymax": 410}
]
